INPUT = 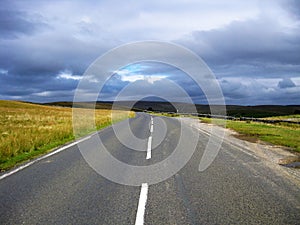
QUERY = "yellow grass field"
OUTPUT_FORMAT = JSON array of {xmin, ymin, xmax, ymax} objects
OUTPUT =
[{"xmin": 0, "ymin": 100, "xmax": 134, "ymax": 170}]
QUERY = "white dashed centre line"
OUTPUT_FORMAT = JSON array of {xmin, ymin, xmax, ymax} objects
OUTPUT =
[
  {"xmin": 147, "ymin": 116, "xmax": 153, "ymax": 160},
  {"xmin": 135, "ymin": 116, "xmax": 154, "ymax": 224},
  {"xmin": 135, "ymin": 183, "xmax": 149, "ymax": 225},
  {"xmin": 150, "ymin": 124, "xmax": 153, "ymax": 133},
  {"xmin": 146, "ymin": 136, "xmax": 152, "ymax": 159}
]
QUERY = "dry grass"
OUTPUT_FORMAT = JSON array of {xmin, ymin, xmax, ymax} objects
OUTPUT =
[{"xmin": 0, "ymin": 100, "xmax": 134, "ymax": 170}]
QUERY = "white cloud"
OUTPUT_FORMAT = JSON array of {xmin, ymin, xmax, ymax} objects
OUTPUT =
[
  {"xmin": 80, "ymin": 16, "xmax": 92, "ymax": 24},
  {"xmin": 56, "ymin": 70, "xmax": 101, "ymax": 84},
  {"xmin": 115, "ymin": 64, "xmax": 168, "ymax": 84},
  {"xmin": 57, "ymin": 71, "xmax": 81, "ymax": 80},
  {"xmin": 120, "ymin": 74, "xmax": 144, "ymax": 82},
  {"xmin": 0, "ymin": 69, "xmax": 8, "ymax": 75},
  {"xmin": 120, "ymin": 74, "xmax": 167, "ymax": 84},
  {"xmin": 113, "ymin": 69, "xmax": 131, "ymax": 76},
  {"xmin": 291, "ymin": 77, "xmax": 300, "ymax": 86},
  {"xmin": 34, "ymin": 91, "xmax": 52, "ymax": 97},
  {"xmin": 145, "ymin": 76, "xmax": 167, "ymax": 84}
]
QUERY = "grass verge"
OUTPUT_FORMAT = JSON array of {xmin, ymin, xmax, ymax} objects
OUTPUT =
[
  {"xmin": 200, "ymin": 117, "xmax": 300, "ymax": 153},
  {"xmin": 0, "ymin": 100, "xmax": 135, "ymax": 171},
  {"xmin": 149, "ymin": 112, "xmax": 180, "ymax": 117}
]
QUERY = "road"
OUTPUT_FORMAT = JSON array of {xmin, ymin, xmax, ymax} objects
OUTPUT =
[{"xmin": 0, "ymin": 113, "xmax": 299, "ymax": 224}]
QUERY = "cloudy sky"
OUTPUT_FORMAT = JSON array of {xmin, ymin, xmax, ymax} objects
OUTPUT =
[{"xmin": 0, "ymin": 0, "xmax": 299, "ymax": 105}]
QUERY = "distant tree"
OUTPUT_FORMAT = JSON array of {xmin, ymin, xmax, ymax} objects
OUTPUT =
[
  {"xmin": 147, "ymin": 107, "xmax": 153, "ymax": 111},
  {"xmin": 294, "ymin": 109, "xmax": 300, "ymax": 114}
]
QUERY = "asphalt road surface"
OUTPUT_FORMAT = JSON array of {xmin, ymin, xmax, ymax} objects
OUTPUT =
[{"xmin": 0, "ymin": 113, "xmax": 299, "ymax": 224}]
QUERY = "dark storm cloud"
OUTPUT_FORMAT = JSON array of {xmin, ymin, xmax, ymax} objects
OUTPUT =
[
  {"xmin": 179, "ymin": 16, "xmax": 300, "ymax": 73},
  {"xmin": 0, "ymin": 28, "xmax": 111, "ymax": 77},
  {"xmin": 0, "ymin": 0, "xmax": 121, "ymax": 102},
  {"xmin": 0, "ymin": 71, "xmax": 79, "ymax": 97},
  {"xmin": 174, "ymin": 8, "xmax": 300, "ymax": 105},
  {"xmin": 0, "ymin": 0, "xmax": 299, "ymax": 104},
  {"xmin": 0, "ymin": 9, "xmax": 49, "ymax": 39},
  {"xmin": 284, "ymin": 0, "xmax": 300, "ymax": 19}
]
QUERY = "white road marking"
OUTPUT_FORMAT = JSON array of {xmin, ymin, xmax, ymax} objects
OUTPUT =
[
  {"xmin": 146, "ymin": 136, "xmax": 152, "ymax": 159},
  {"xmin": 150, "ymin": 124, "xmax": 153, "ymax": 133},
  {"xmin": 135, "ymin": 183, "xmax": 149, "ymax": 225},
  {"xmin": 146, "ymin": 116, "xmax": 153, "ymax": 160},
  {"xmin": 0, "ymin": 135, "xmax": 92, "ymax": 180},
  {"xmin": 150, "ymin": 117, "xmax": 154, "ymax": 129},
  {"xmin": 135, "ymin": 116, "xmax": 153, "ymax": 223},
  {"xmin": 198, "ymin": 128, "xmax": 211, "ymax": 136},
  {"xmin": 193, "ymin": 124, "xmax": 258, "ymax": 159}
]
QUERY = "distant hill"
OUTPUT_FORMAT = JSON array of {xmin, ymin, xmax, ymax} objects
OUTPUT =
[
  {"xmin": 44, "ymin": 101, "xmax": 300, "ymax": 118},
  {"xmin": 44, "ymin": 101, "xmax": 129, "ymax": 110},
  {"xmin": 130, "ymin": 101, "xmax": 300, "ymax": 117}
]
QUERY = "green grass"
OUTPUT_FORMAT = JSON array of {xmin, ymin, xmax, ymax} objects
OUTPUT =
[
  {"xmin": 150, "ymin": 112, "xmax": 180, "ymax": 117},
  {"xmin": 200, "ymin": 117, "xmax": 300, "ymax": 152},
  {"xmin": 0, "ymin": 100, "xmax": 135, "ymax": 171}
]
